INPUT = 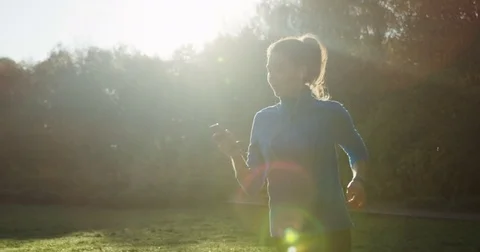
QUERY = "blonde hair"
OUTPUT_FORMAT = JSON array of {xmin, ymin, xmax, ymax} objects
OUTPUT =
[{"xmin": 267, "ymin": 33, "xmax": 329, "ymax": 100}]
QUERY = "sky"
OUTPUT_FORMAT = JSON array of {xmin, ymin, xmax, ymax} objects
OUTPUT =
[{"xmin": 0, "ymin": 0, "xmax": 260, "ymax": 62}]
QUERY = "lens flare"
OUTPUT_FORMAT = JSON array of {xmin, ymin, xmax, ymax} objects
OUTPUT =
[{"xmin": 284, "ymin": 228, "xmax": 299, "ymax": 244}]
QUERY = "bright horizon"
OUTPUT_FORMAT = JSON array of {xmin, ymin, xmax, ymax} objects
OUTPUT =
[{"xmin": 0, "ymin": 0, "xmax": 260, "ymax": 63}]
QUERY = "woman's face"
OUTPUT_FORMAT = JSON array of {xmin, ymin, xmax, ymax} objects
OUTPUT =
[{"xmin": 266, "ymin": 51, "xmax": 306, "ymax": 98}]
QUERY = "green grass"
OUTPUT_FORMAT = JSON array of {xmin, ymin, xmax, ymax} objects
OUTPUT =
[{"xmin": 0, "ymin": 204, "xmax": 478, "ymax": 251}]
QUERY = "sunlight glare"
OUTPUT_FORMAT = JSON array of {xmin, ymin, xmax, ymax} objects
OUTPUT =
[
  {"xmin": 287, "ymin": 246, "xmax": 297, "ymax": 252},
  {"xmin": 63, "ymin": 0, "xmax": 260, "ymax": 59},
  {"xmin": 284, "ymin": 228, "xmax": 299, "ymax": 244}
]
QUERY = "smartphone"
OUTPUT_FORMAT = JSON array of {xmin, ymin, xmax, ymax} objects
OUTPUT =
[{"xmin": 209, "ymin": 123, "xmax": 244, "ymax": 155}]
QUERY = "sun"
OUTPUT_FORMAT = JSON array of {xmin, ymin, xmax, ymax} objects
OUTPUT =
[{"xmin": 78, "ymin": 0, "xmax": 261, "ymax": 58}]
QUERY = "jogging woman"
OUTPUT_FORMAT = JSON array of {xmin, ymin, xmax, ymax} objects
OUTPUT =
[{"xmin": 213, "ymin": 34, "xmax": 369, "ymax": 252}]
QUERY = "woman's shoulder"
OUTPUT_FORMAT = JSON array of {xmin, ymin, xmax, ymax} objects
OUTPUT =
[
  {"xmin": 314, "ymin": 99, "xmax": 348, "ymax": 113},
  {"xmin": 255, "ymin": 104, "xmax": 279, "ymax": 117}
]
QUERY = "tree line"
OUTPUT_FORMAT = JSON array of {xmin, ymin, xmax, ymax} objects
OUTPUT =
[{"xmin": 0, "ymin": 0, "xmax": 479, "ymax": 211}]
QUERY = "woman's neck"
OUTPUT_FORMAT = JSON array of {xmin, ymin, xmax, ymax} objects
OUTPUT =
[{"xmin": 279, "ymin": 87, "xmax": 311, "ymax": 103}]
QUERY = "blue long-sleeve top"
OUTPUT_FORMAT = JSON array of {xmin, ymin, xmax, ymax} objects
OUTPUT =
[{"xmin": 239, "ymin": 88, "xmax": 368, "ymax": 237}]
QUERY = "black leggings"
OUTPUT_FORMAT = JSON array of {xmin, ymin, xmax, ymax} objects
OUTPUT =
[{"xmin": 269, "ymin": 229, "xmax": 351, "ymax": 252}]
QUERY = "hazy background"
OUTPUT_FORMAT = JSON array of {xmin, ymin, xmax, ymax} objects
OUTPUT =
[{"xmin": 0, "ymin": 0, "xmax": 479, "ymax": 212}]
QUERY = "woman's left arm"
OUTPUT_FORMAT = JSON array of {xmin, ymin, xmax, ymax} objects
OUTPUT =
[
  {"xmin": 332, "ymin": 102, "xmax": 369, "ymax": 182},
  {"xmin": 332, "ymin": 102, "xmax": 369, "ymax": 208}
]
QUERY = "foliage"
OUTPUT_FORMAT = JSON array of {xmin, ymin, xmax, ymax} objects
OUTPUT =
[{"xmin": 0, "ymin": 0, "xmax": 479, "ymax": 209}]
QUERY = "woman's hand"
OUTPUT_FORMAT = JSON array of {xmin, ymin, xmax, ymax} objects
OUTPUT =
[
  {"xmin": 211, "ymin": 124, "xmax": 242, "ymax": 157},
  {"xmin": 346, "ymin": 179, "xmax": 366, "ymax": 209}
]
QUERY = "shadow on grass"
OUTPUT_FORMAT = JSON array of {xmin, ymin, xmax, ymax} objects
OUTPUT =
[
  {"xmin": 0, "ymin": 203, "xmax": 272, "ymax": 249},
  {"xmin": 0, "ymin": 204, "xmax": 479, "ymax": 251},
  {"xmin": 351, "ymin": 213, "xmax": 480, "ymax": 251},
  {"xmin": 0, "ymin": 204, "xmax": 156, "ymax": 240}
]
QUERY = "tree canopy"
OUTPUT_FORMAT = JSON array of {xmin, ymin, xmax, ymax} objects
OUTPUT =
[{"xmin": 0, "ymin": 0, "xmax": 479, "ymax": 210}]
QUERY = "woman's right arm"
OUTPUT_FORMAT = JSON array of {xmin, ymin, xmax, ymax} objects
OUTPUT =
[
  {"xmin": 230, "ymin": 147, "xmax": 266, "ymax": 196},
  {"xmin": 230, "ymin": 112, "xmax": 267, "ymax": 196}
]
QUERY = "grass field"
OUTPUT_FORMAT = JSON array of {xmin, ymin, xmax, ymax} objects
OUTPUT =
[{"xmin": 0, "ymin": 204, "xmax": 479, "ymax": 252}]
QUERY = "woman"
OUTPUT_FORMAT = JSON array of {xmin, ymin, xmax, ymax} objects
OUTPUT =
[{"xmin": 212, "ymin": 34, "xmax": 368, "ymax": 252}]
